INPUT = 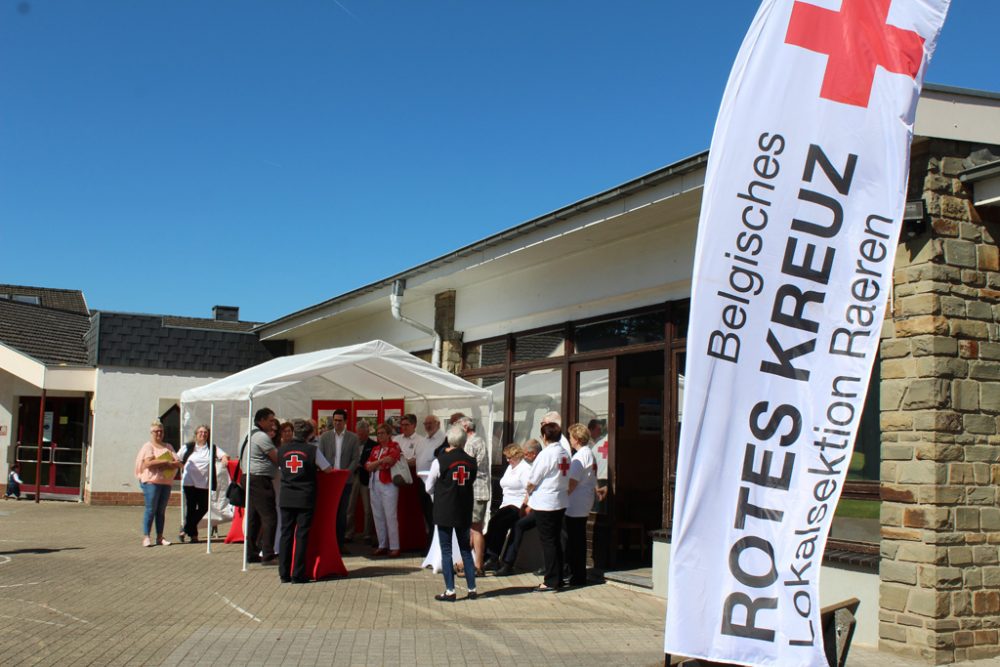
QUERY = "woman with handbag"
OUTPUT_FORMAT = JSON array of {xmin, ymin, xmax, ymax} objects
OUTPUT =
[
  {"xmin": 177, "ymin": 425, "xmax": 229, "ymax": 543},
  {"xmin": 365, "ymin": 423, "xmax": 403, "ymax": 557}
]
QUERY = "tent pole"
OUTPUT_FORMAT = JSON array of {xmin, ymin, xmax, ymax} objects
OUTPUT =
[
  {"xmin": 243, "ymin": 396, "xmax": 253, "ymax": 573},
  {"xmin": 207, "ymin": 403, "xmax": 215, "ymax": 555}
]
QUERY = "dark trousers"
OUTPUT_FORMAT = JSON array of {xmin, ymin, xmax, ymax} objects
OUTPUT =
[
  {"xmin": 534, "ymin": 508, "xmax": 566, "ymax": 588},
  {"xmin": 182, "ymin": 486, "xmax": 210, "ymax": 539},
  {"xmin": 247, "ymin": 474, "xmax": 277, "ymax": 560},
  {"xmin": 502, "ymin": 512, "xmax": 537, "ymax": 565},
  {"xmin": 279, "ymin": 506, "xmax": 314, "ymax": 582},
  {"xmin": 336, "ymin": 483, "xmax": 352, "ymax": 546},
  {"xmin": 438, "ymin": 525, "xmax": 476, "ymax": 593},
  {"xmin": 565, "ymin": 515, "xmax": 588, "ymax": 585},
  {"xmin": 417, "ymin": 484, "xmax": 434, "ymax": 544},
  {"xmin": 485, "ymin": 505, "xmax": 520, "ymax": 560}
]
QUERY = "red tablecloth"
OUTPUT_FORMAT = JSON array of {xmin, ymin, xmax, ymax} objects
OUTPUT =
[
  {"xmin": 397, "ymin": 471, "xmax": 427, "ymax": 552},
  {"xmin": 224, "ymin": 462, "xmax": 348, "ymax": 579},
  {"xmin": 224, "ymin": 461, "xmax": 246, "ymax": 544}
]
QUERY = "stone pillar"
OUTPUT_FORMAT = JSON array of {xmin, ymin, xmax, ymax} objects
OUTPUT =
[
  {"xmin": 879, "ymin": 140, "xmax": 1000, "ymax": 663},
  {"xmin": 434, "ymin": 290, "xmax": 463, "ymax": 374}
]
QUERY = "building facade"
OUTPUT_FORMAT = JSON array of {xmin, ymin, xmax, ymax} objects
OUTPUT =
[
  {"xmin": 0, "ymin": 297, "xmax": 273, "ymax": 504},
  {"xmin": 255, "ymin": 86, "xmax": 1000, "ymax": 661}
]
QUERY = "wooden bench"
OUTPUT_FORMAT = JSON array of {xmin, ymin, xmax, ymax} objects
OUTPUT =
[{"xmin": 665, "ymin": 597, "xmax": 861, "ymax": 667}]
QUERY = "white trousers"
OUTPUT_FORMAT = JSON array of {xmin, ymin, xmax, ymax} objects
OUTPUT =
[{"xmin": 370, "ymin": 480, "xmax": 399, "ymax": 550}]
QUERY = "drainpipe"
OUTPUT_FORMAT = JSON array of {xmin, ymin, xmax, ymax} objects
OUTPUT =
[{"xmin": 390, "ymin": 279, "xmax": 442, "ymax": 367}]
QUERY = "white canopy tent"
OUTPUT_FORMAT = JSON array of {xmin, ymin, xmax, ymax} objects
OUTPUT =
[{"xmin": 179, "ymin": 339, "xmax": 494, "ymax": 569}]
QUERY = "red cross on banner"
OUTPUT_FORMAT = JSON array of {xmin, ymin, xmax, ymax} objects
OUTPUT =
[
  {"xmin": 286, "ymin": 454, "xmax": 303, "ymax": 474},
  {"xmin": 452, "ymin": 465, "xmax": 469, "ymax": 485},
  {"xmin": 557, "ymin": 457, "xmax": 570, "ymax": 476},
  {"xmin": 785, "ymin": 0, "xmax": 925, "ymax": 107}
]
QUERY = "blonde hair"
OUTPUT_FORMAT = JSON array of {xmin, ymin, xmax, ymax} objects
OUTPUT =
[
  {"xmin": 502, "ymin": 443, "xmax": 524, "ymax": 461},
  {"xmin": 567, "ymin": 423, "xmax": 590, "ymax": 446},
  {"xmin": 150, "ymin": 419, "xmax": 164, "ymax": 431}
]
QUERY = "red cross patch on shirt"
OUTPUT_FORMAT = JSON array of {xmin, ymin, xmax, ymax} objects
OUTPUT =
[{"xmin": 286, "ymin": 454, "xmax": 303, "ymax": 474}]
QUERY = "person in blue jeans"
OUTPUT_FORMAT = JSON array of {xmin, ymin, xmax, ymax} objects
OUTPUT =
[
  {"xmin": 423, "ymin": 425, "xmax": 479, "ymax": 602},
  {"xmin": 134, "ymin": 420, "xmax": 180, "ymax": 547}
]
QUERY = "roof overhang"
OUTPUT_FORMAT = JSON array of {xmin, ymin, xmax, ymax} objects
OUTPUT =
[
  {"xmin": 258, "ymin": 151, "xmax": 709, "ymax": 340},
  {"xmin": 915, "ymin": 84, "xmax": 1000, "ymax": 145},
  {"xmin": 0, "ymin": 342, "xmax": 95, "ymax": 392}
]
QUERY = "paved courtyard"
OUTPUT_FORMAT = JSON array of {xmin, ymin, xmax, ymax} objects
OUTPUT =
[{"xmin": 0, "ymin": 501, "xmax": 991, "ymax": 666}]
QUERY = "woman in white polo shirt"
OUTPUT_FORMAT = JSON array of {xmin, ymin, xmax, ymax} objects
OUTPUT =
[
  {"xmin": 523, "ymin": 421, "xmax": 570, "ymax": 592},
  {"xmin": 565, "ymin": 423, "xmax": 597, "ymax": 586}
]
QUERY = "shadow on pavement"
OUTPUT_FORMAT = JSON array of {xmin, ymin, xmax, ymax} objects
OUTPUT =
[
  {"xmin": 0, "ymin": 547, "xmax": 84, "ymax": 555},
  {"xmin": 346, "ymin": 565, "xmax": 423, "ymax": 578},
  {"xmin": 476, "ymin": 585, "xmax": 538, "ymax": 598}
]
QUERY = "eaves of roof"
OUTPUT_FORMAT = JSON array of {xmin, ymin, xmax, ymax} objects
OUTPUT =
[{"xmin": 259, "ymin": 150, "xmax": 710, "ymax": 334}]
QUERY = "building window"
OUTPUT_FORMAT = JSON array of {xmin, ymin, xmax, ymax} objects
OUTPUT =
[
  {"xmin": 0, "ymin": 293, "xmax": 41, "ymax": 305},
  {"xmin": 469, "ymin": 374, "xmax": 506, "ymax": 464},
  {"xmin": 574, "ymin": 312, "xmax": 667, "ymax": 353},
  {"xmin": 513, "ymin": 330, "xmax": 565, "ymax": 362},
  {"xmin": 464, "ymin": 338, "xmax": 508, "ymax": 370},
  {"xmin": 512, "ymin": 368, "xmax": 562, "ymax": 444}
]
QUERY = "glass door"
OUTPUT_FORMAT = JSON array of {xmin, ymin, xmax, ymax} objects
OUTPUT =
[{"xmin": 15, "ymin": 396, "xmax": 86, "ymax": 498}]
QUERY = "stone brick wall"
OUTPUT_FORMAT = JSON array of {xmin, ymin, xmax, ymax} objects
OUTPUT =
[
  {"xmin": 434, "ymin": 290, "xmax": 464, "ymax": 373},
  {"xmin": 879, "ymin": 139, "xmax": 1000, "ymax": 663}
]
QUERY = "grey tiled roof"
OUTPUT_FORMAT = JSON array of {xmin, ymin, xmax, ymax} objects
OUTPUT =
[
  {"xmin": 0, "ymin": 300, "xmax": 91, "ymax": 365},
  {"xmin": 0, "ymin": 285, "xmax": 89, "ymax": 315},
  {"xmin": 88, "ymin": 312, "xmax": 273, "ymax": 373}
]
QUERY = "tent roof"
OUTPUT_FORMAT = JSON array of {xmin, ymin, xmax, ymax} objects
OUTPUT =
[{"xmin": 181, "ymin": 339, "xmax": 490, "ymax": 404}]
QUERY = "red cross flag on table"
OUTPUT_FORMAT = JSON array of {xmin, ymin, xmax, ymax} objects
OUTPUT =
[{"xmin": 665, "ymin": 1, "xmax": 949, "ymax": 665}]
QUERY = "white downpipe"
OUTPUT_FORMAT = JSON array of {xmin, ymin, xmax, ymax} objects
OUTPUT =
[{"xmin": 390, "ymin": 279, "xmax": 442, "ymax": 367}]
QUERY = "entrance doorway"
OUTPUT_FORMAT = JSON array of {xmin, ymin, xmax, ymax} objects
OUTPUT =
[
  {"xmin": 611, "ymin": 350, "xmax": 664, "ymax": 568},
  {"xmin": 15, "ymin": 396, "xmax": 88, "ymax": 498}
]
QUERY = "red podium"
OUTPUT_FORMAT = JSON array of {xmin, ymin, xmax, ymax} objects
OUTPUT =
[
  {"xmin": 224, "ymin": 462, "xmax": 349, "ymax": 579},
  {"xmin": 397, "ymin": 471, "xmax": 427, "ymax": 552}
]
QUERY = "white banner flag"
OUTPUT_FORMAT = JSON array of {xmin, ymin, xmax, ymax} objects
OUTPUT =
[{"xmin": 665, "ymin": 1, "xmax": 950, "ymax": 665}]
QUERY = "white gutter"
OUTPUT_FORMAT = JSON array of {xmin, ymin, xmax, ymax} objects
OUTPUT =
[{"xmin": 390, "ymin": 279, "xmax": 442, "ymax": 367}]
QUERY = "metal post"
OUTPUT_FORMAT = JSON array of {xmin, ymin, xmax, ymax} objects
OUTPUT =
[
  {"xmin": 35, "ymin": 390, "xmax": 46, "ymax": 503},
  {"xmin": 207, "ymin": 403, "xmax": 215, "ymax": 555},
  {"xmin": 242, "ymin": 397, "xmax": 253, "ymax": 572}
]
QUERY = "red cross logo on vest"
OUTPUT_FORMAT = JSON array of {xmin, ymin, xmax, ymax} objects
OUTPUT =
[
  {"xmin": 596, "ymin": 440, "xmax": 609, "ymax": 459},
  {"xmin": 785, "ymin": 0, "xmax": 925, "ymax": 108},
  {"xmin": 557, "ymin": 456, "xmax": 570, "ymax": 476},
  {"xmin": 452, "ymin": 465, "xmax": 469, "ymax": 486},
  {"xmin": 286, "ymin": 454, "xmax": 303, "ymax": 474}
]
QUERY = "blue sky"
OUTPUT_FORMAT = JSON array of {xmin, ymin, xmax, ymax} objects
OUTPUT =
[{"xmin": 2, "ymin": 1, "xmax": 997, "ymax": 323}]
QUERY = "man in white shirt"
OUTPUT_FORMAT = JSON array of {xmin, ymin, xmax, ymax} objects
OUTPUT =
[
  {"xmin": 422, "ymin": 415, "xmax": 446, "ymax": 460},
  {"xmin": 318, "ymin": 409, "xmax": 360, "ymax": 546},
  {"xmin": 415, "ymin": 414, "xmax": 445, "ymax": 542},
  {"xmin": 541, "ymin": 410, "xmax": 572, "ymax": 455},
  {"xmin": 394, "ymin": 414, "xmax": 424, "ymax": 465},
  {"xmin": 395, "ymin": 413, "xmax": 430, "ymax": 542}
]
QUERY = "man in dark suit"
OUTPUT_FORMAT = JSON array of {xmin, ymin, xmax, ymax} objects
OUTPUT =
[{"xmin": 318, "ymin": 409, "xmax": 360, "ymax": 546}]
